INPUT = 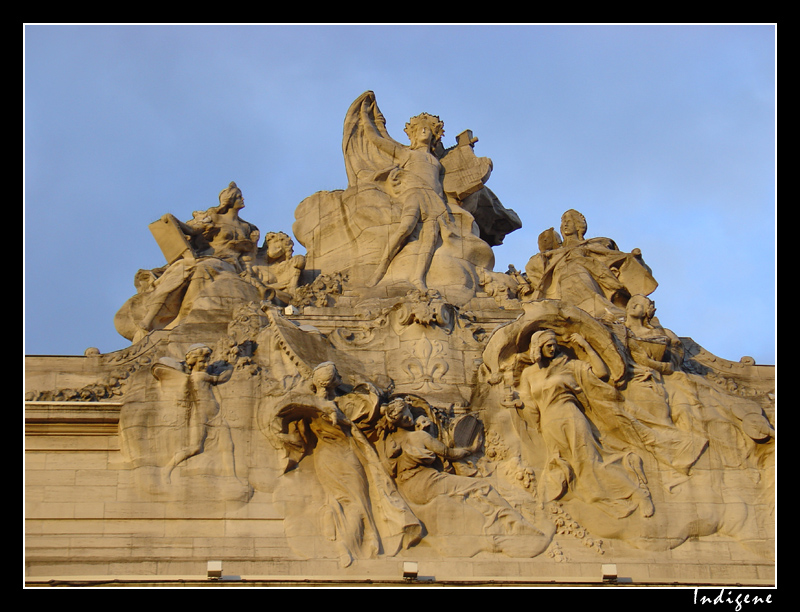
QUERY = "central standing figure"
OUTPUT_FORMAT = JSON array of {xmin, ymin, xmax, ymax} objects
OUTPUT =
[
  {"xmin": 294, "ymin": 90, "xmax": 498, "ymax": 304},
  {"xmin": 360, "ymin": 108, "xmax": 449, "ymax": 291}
]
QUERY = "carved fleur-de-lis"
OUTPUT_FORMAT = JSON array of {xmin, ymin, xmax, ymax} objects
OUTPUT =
[{"xmin": 402, "ymin": 337, "xmax": 449, "ymax": 391}]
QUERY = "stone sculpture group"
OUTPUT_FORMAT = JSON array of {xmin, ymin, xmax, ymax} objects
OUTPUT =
[{"xmin": 34, "ymin": 91, "xmax": 774, "ymax": 568}]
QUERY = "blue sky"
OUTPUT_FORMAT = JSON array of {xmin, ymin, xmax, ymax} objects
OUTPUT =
[{"xmin": 24, "ymin": 24, "xmax": 775, "ymax": 365}]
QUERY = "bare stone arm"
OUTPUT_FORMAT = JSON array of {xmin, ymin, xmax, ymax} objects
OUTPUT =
[
  {"xmin": 422, "ymin": 430, "xmax": 476, "ymax": 461},
  {"xmin": 567, "ymin": 332, "xmax": 609, "ymax": 381}
]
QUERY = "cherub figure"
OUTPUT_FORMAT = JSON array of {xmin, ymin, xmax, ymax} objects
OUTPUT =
[
  {"xmin": 624, "ymin": 294, "xmax": 685, "ymax": 378},
  {"xmin": 251, "ymin": 231, "xmax": 306, "ymax": 304},
  {"xmin": 152, "ymin": 344, "xmax": 236, "ymax": 482}
]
